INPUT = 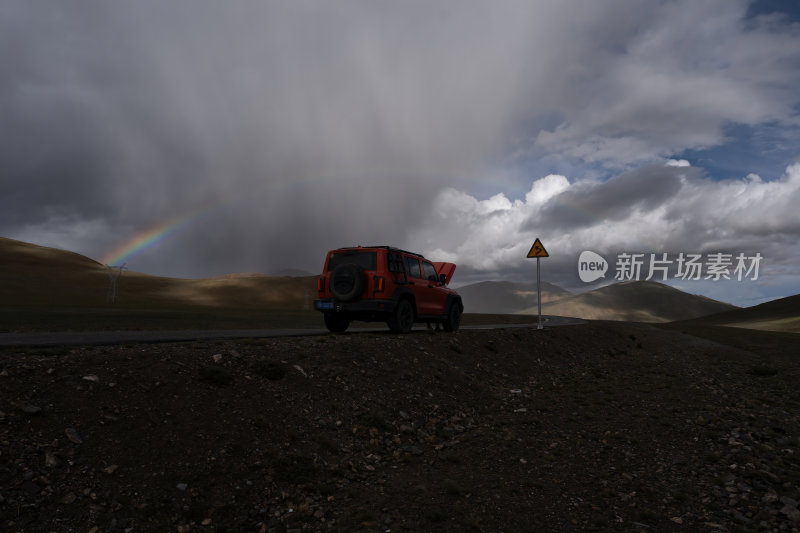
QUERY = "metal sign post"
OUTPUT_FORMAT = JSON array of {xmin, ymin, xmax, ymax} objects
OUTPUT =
[
  {"xmin": 536, "ymin": 257, "xmax": 543, "ymax": 329},
  {"xmin": 526, "ymin": 238, "xmax": 549, "ymax": 330}
]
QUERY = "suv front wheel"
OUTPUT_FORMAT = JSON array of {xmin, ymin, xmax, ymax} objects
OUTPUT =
[
  {"xmin": 443, "ymin": 303, "xmax": 462, "ymax": 332},
  {"xmin": 387, "ymin": 299, "xmax": 414, "ymax": 333}
]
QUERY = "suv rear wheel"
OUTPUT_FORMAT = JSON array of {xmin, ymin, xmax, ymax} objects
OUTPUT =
[{"xmin": 387, "ymin": 299, "xmax": 414, "ymax": 333}]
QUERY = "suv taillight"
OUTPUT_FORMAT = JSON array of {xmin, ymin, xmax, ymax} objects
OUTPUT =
[
  {"xmin": 374, "ymin": 276, "xmax": 385, "ymax": 293},
  {"xmin": 317, "ymin": 277, "xmax": 325, "ymax": 293}
]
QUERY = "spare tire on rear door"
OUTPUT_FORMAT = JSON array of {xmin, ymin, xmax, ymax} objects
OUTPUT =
[{"xmin": 330, "ymin": 263, "xmax": 365, "ymax": 301}]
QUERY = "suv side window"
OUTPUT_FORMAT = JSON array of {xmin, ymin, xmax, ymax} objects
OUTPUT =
[
  {"xmin": 387, "ymin": 252, "xmax": 404, "ymax": 273},
  {"xmin": 422, "ymin": 261, "xmax": 438, "ymax": 282},
  {"xmin": 405, "ymin": 256, "xmax": 422, "ymax": 279}
]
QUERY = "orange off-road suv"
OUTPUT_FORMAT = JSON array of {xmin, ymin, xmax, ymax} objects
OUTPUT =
[{"xmin": 314, "ymin": 246, "xmax": 462, "ymax": 333}]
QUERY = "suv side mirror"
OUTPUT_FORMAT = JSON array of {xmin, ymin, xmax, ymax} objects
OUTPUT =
[{"xmin": 439, "ymin": 273, "xmax": 447, "ymax": 285}]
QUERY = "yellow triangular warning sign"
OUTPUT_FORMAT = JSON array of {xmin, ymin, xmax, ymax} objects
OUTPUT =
[{"xmin": 526, "ymin": 238, "xmax": 549, "ymax": 258}]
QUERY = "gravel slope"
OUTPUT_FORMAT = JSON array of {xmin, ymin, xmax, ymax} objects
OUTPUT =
[{"xmin": 2, "ymin": 323, "xmax": 799, "ymax": 532}]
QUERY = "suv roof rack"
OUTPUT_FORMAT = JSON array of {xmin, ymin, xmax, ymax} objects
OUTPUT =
[{"xmin": 336, "ymin": 245, "xmax": 425, "ymax": 259}]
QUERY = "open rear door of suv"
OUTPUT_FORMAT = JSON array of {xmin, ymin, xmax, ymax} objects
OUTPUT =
[{"xmin": 433, "ymin": 262, "xmax": 456, "ymax": 285}]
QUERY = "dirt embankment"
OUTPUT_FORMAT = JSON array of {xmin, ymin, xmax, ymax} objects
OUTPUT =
[{"xmin": 2, "ymin": 323, "xmax": 800, "ymax": 532}]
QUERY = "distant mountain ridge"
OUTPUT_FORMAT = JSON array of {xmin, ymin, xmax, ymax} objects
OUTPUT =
[
  {"xmin": 534, "ymin": 280, "xmax": 738, "ymax": 323},
  {"xmin": 457, "ymin": 278, "xmax": 738, "ymax": 323},
  {"xmin": 676, "ymin": 293, "xmax": 800, "ymax": 332},
  {"xmin": 207, "ymin": 272, "xmax": 269, "ymax": 280},
  {"xmin": 269, "ymin": 268, "xmax": 315, "ymax": 277},
  {"xmin": 457, "ymin": 280, "xmax": 570, "ymax": 314}
]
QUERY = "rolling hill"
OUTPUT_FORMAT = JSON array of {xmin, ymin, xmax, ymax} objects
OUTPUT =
[
  {"xmin": 675, "ymin": 293, "xmax": 800, "ymax": 333},
  {"xmin": 521, "ymin": 280, "xmax": 739, "ymax": 323},
  {"xmin": 0, "ymin": 237, "xmax": 315, "ymax": 310},
  {"xmin": 3, "ymin": 237, "xmax": 783, "ymax": 328},
  {"xmin": 456, "ymin": 280, "xmax": 570, "ymax": 314}
]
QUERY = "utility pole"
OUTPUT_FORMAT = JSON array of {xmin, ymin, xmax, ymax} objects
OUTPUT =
[{"xmin": 106, "ymin": 263, "xmax": 127, "ymax": 304}]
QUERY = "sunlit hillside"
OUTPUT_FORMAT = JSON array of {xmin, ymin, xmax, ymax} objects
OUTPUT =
[
  {"xmin": 0, "ymin": 237, "xmax": 315, "ymax": 310},
  {"xmin": 527, "ymin": 280, "xmax": 738, "ymax": 323},
  {"xmin": 456, "ymin": 280, "xmax": 570, "ymax": 314},
  {"xmin": 675, "ymin": 293, "xmax": 800, "ymax": 333}
]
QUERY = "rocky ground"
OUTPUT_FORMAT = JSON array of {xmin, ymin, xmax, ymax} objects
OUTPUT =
[{"xmin": 1, "ymin": 322, "xmax": 799, "ymax": 532}]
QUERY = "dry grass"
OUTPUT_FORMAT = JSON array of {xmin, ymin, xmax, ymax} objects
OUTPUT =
[{"xmin": 0, "ymin": 237, "xmax": 317, "ymax": 310}]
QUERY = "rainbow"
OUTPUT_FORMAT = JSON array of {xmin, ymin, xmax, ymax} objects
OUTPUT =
[{"xmin": 100, "ymin": 208, "xmax": 219, "ymax": 266}]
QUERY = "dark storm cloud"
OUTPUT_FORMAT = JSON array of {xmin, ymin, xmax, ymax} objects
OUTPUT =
[
  {"xmin": 2, "ymin": 0, "xmax": 563, "ymax": 274},
  {"xmin": 0, "ymin": 3, "xmax": 164, "ymax": 228},
  {"xmin": 531, "ymin": 164, "xmax": 690, "ymax": 230},
  {"xmin": 3, "ymin": 0, "xmax": 800, "ymax": 296}
]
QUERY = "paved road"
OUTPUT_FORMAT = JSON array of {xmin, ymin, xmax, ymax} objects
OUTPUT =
[{"xmin": 0, "ymin": 316, "xmax": 587, "ymax": 347}]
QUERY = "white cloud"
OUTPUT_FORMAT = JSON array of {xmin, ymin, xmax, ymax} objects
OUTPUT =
[
  {"xmin": 666, "ymin": 159, "xmax": 691, "ymax": 167},
  {"xmin": 413, "ymin": 162, "xmax": 800, "ymax": 299},
  {"xmin": 527, "ymin": 0, "xmax": 800, "ymax": 168},
  {"xmin": 524, "ymin": 174, "xmax": 570, "ymax": 206}
]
